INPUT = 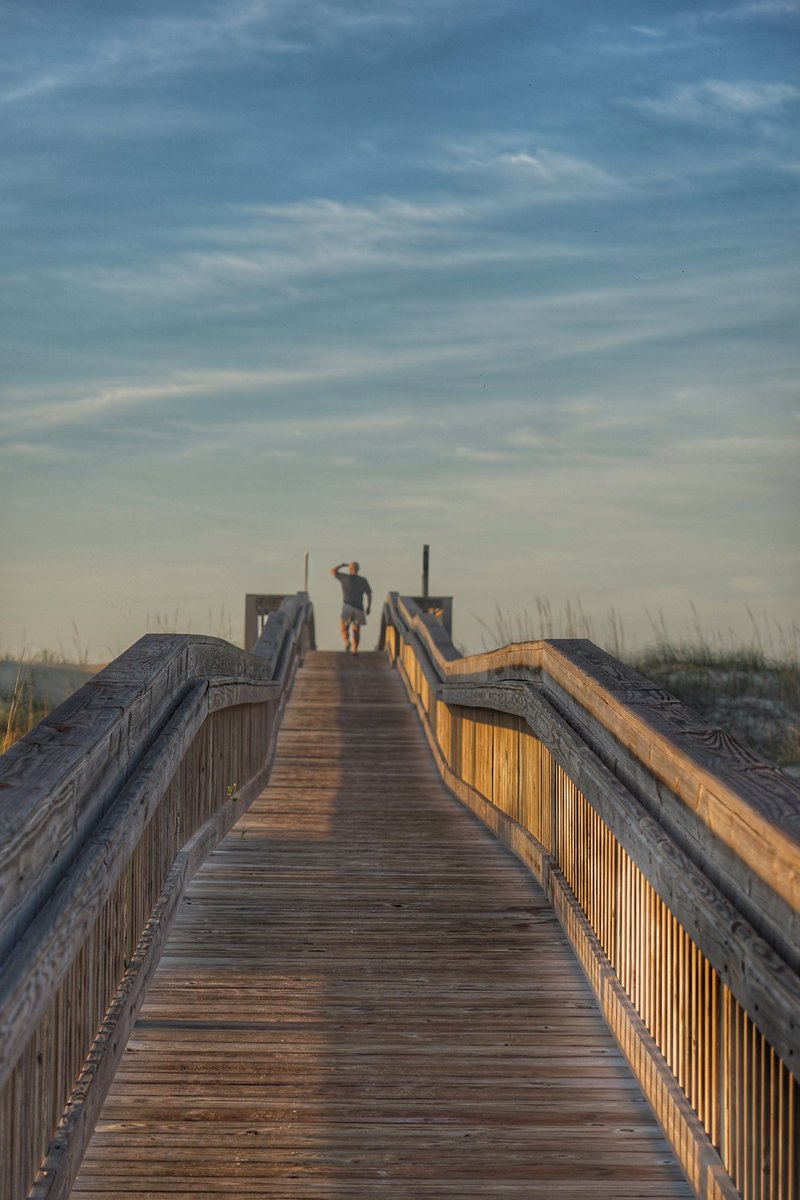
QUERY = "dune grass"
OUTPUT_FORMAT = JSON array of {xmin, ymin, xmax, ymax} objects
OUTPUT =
[
  {"xmin": 0, "ymin": 655, "xmax": 49, "ymax": 754},
  {"xmin": 0, "ymin": 607, "xmax": 237, "ymax": 754},
  {"xmin": 3, "ymin": 605, "xmax": 798, "ymax": 768},
  {"xmin": 476, "ymin": 602, "xmax": 800, "ymax": 769}
]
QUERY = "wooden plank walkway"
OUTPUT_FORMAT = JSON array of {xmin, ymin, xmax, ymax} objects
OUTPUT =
[{"xmin": 71, "ymin": 651, "xmax": 693, "ymax": 1199}]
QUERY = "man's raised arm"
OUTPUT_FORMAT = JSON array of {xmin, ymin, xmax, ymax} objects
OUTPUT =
[{"xmin": 330, "ymin": 562, "xmax": 347, "ymax": 577}]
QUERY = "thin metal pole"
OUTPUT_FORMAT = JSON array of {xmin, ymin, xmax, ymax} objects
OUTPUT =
[
  {"xmin": 422, "ymin": 544, "xmax": 429, "ymax": 598},
  {"xmin": 304, "ymin": 551, "xmax": 309, "ymax": 593}
]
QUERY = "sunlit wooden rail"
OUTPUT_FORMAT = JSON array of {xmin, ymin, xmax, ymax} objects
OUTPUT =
[
  {"xmin": 71, "ymin": 650, "xmax": 694, "ymax": 1198},
  {"xmin": 380, "ymin": 595, "xmax": 800, "ymax": 1200},
  {"xmin": 0, "ymin": 587, "xmax": 797, "ymax": 1200}
]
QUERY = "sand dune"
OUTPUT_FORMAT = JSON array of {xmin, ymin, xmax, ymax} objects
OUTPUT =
[{"xmin": 0, "ymin": 660, "xmax": 101, "ymax": 709}]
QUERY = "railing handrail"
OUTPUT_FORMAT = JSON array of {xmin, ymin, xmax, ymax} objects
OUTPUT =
[
  {"xmin": 382, "ymin": 592, "xmax": 800, "ymax": 1200},
  {"xmin": 0, "ymin": 592, "xmax": 310, "ymax": 967},
  {"xmin": 384, "ymin": 593, "xmax": 800, "ymax": 971},
  {"xmin": 0, "ymin": 593, "xmax": 314, "ymax": 1200}
]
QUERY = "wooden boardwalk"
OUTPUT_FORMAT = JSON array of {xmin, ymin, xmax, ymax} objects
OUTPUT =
[{"xmin": 71, "ymin": 651, "xmax": 693, "ymax": 1199}]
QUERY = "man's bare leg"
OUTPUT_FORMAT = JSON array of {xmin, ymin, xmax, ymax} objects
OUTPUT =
[
  {"xmin": 351, "ymin": 624, "xmax": 361, "ymax": 654},
  {"xmin": 340, "ymin": 619, "xmax": 351, "ymax": 651}
]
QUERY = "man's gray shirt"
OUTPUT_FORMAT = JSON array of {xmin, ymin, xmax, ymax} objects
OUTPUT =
[{"xmin": 335, "ymin": 571, "xmax": 371, "ymax": 612}]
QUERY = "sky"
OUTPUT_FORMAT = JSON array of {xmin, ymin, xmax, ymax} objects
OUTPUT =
[{"xmin": 1, "ymin": 0, "xmax": 798, "ymax": 658}]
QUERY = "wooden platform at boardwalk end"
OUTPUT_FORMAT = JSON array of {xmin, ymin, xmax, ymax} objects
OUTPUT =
[{"xmin": 71, "ymin": 651, "xmax": 693, "ymax": 1199}]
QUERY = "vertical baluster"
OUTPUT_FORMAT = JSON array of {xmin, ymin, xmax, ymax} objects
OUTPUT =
[
  {"xmin": 522, "ymin": 728, "xmax": 531, "ymax": 834},
  {"xmin": 666, "ymin": 902, "xmax": 675, "ymax": 1070},
  {"xmin": 690, "ymin": 939, "xmax": 698, "ymax": 1115},
  {"xmin": 669, "ymin": 914, "xmax": 678, "ymax": 1084},
  {"xmin": 652, "ymin": 892, "xmax": 662, "ymax": 1051},
  {"xmin": 622, "ymin": 850, "xmax": 631, "ymax": 997},
  {"xmin": 788, "ymin": 1069, "xmax": 797, "ymax": 1200},
  {"xmin": 759, "ymin": 1028, "xmax": 767, "ymax": 1200},
  {"xmin": 702, "ymin": 952, "xmax": 711, "ymax": 1134},
  {"xmin": 738, "ymin": 1001, "xmax": 747, "ymax": 1199},
  {"xmin": 651, "ymin": 885, "xmax": 660, "ymax": 1041},
  {"xmin": 617, "ymin": 848, "xmax": 624, "ymax": 991},
  {"xmin": 514, "ymin": 719, "xmax": 523, "ymax": 826},
  {"xmin": 722, "ymin": 985, "xmax": 732, "ymax": 1178},
  {"xmin": 605, "ymin": 815, "xmax": 610, "ymax": 951},
  {"xmin": 630, "ymin": 861, "xmax": 638, "ymax": 1013},
  {"xmin": 644, "ymin": 880, "xmax": 654, "ymax": 1037},
  {"xmin": 710, "ymin": 966, "xmax": 720, "ymax": 1154},
  {"xmin": 602, "ymin": 821, "xmax": 611, "ymax": 958},
  {"xmin": 638, "ymin": 868, "xmax": 646, "ymax": 1021},
  {"xmin": 777, "ymin": 1055, "xmax": 786, "ymax": 1200},
  {"xmin": 767, "ymin": 1046, "xmax": 777, "ymax": 1200}
]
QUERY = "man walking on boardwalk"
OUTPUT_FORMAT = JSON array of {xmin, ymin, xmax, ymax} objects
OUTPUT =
[{"xmin": 331, "ymin": 560, "xmax": 372, "ymax": 654}]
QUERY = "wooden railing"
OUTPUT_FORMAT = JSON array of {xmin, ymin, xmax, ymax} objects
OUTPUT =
[
  {"xmin": 0, "ymin": 594, "xmax": 315, "ymax": 1200},
  {"xmin": 381, "ymin": 594, "xmax": 800, "ymax": 1200}
]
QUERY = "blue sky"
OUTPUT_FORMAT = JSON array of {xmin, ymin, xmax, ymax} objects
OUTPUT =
[{"xmin": 1, "ymin": 0, "xmax": 798, "ymax": 657}]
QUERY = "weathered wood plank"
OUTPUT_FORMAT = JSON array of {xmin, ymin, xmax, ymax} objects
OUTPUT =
[
  {"xmin": 386, "ymin": 595, "xmax": 800, "ymax": 1200},
  {"xmin": 71, "ymin": 652, "xmax": 693, "ymax": 1199},
  {"xmin": 0, "ymin": 681, "xmax": 209, "ymax": 1089},
  {"xmin": 0, "ymin": 635, "xmax": 284, "ymax": 966},
  {"xmin": 0, "ymin": 598, "xmax": 313, "ymax": 1200},
  {"xmin": 0, "ymin": 637, "xmax": 192, "ymax": 961},
  {"xmin": 440, "ymin": 678, "xmax": 800, "ymax": 1073},
  {"xmin": 389, "ymin": 596, "xmax": 800, "ymax": 963}
]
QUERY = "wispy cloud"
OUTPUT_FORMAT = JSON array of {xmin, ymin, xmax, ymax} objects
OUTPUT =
[
  {"xmin": 592, "ymin": 3, "xmax": 799, "ymax": 58},
  {"xmin": 0, "ymin": 349, "xmax": 466, "ymax": 437},
  {"xmin": 627, "ymin": 25, "xmax": 663, "ymax": 38},
  {"xmin": 0, "ymin": 365, "xmax": 350, "ymax": 434},
  {"xmin": 26, "ymin": 190, "xmax": 591, "ymax": 314},
  {"xmin": 0, "ymin": 0, "xmax": 492, "ymax": 106},
  {"xmin": 454, "ymin": 446, "xmax": 512, "ymax": 463},
  {"xmin": 1, "ymin": 0, "xmax": 796, "ymax": 655},
  {"xmin": 438, "ymin": 137, "xmax": 625, "ymax": 199},
  {"xmin": 630, "ymin": 79, "xmax": 800, "ymax": 125},
  {"xmin": 7, "ymin": 249, "xmax": 791, "ymax": 448},
  {"xmin": 0, "ymin": 440, "xmax": 75, "ymax": 466},
  {"xmin": 1, "ymin": 2, "xmax": 304, "ymax": 105},
  {"xmin": 698, "ymin": 1, "xmax": 800, "ymax": 24}
]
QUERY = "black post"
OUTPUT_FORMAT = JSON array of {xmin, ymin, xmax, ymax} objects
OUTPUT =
[{"xmin": 422, "ymin": 544, "xmax": 429, "ymax": 599}]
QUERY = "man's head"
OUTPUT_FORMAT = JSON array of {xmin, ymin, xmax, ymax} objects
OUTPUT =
[{"xmin": 349, "ymin": 561, "xmax": 359, "ymax": 574}]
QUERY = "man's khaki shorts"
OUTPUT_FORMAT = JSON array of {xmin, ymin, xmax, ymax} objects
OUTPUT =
[{"xmin": 341, "ymin": 604, "xmax": 367, "ymax": 626}]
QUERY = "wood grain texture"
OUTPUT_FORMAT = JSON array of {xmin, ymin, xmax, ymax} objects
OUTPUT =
[
  {"xmin": 439, "ymin": 679, "xmax": 800, "ymax": 1073},
  {"xmin": 0, "ymin": 632, "xmax": 285, "ymax": 966},
  {"xmin": 397, "ymin": 660, "xmax": 740, "ymax": 1200},
  {"xmin": 385, "ymin": 598, "xmax": 800, "ymax": 1200},
  {"xmin": 0, "ymin": 598, "xmax": 313, "ymax": 1200},
  {"xmin": 71, "ymin": 652, "xmax": 693, "ymax": 1200},
  {"xmin": 387, "ymin": 595, "xmax": 800, "ymax": 971},
  {"xmin": 31, "ymin": 754, "xmax": 277, "ymax": 1200},
  {"xmin": 0, "ymin": 637, "xmax": 192, "ymax": 962}
]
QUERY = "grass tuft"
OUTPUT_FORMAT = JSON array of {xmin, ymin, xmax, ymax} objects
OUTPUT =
[
  {"xmin": 0, "ymin": 606, "xmax": 237, "ymax": 756},
  {"xmin": 1, "ymin": 653, "xmax": 50, "ymax": 754},
  {"xmin": 476, "ymin": 603, "xmax": 800, "ymax": 769}
]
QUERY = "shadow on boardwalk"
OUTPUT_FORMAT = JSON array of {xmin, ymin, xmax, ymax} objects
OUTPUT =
[{"xmin": 72, "ymin": 651, "xmax": 692, "ymax": 1199}]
